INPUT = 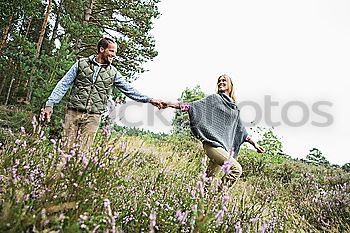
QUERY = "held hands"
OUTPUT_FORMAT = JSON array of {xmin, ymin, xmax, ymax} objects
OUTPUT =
[
  {"xmin": 40, "ymin": 106, "xmax": 53, "ymax": 122},
  {"xmin": 150, "ymin": 99, "xmax": 167, "ymax": 109}
]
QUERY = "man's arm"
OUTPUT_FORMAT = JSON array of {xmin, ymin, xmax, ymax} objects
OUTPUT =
[
  {"xmin": 41, "ymin": 62, "xmax": 78, "ymax": 122},
  {"xmin": 114, "ymin": 72, "xmax": 152, "ymax": 103},
  {"xmin": 114, "ymin": 72, "xmax": 165, "ymax": 108}
]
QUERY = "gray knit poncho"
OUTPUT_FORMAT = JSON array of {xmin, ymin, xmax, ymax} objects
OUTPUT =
[{"xmin": 188, "ymin": 92, "xmax": 248, "ymax": 158}]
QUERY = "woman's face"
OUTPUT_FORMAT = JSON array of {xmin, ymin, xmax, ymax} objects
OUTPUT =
[{"xmin": 217, "ymin": 76, "xmax": 231, "ymax": 94}]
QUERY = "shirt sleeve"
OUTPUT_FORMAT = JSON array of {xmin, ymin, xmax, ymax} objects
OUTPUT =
[
  {"xmin": 46, "ymin": 62, "xmax": 78, "ymax": 107},
  {"xmin": 114, "ymin": 71, "xmax": 152, "ymax": 103},
  {"xmin": 179, "ymin": 102, "xmax": 191, "ymax": 112}
]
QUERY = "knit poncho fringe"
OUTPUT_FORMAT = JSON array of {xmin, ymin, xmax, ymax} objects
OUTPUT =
[{"xmin": 188, "ymin": 93, "xmax": 248, "ymax": 158}]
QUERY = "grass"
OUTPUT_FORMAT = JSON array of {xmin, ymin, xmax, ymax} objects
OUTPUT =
[{"xmin": 0, "ymin": 118, "xmax": 349, "ymax": 232}]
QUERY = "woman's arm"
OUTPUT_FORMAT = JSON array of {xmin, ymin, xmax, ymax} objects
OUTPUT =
[
  {"xmin": 245, "ymin": 137, "xmax": 265, "ymax": 153},
  {"xmin": 165, "ymin": 102, "xmax": 192, "ymax": 113},
  {"xmin": 165, "ymin": 102, "xmax": 180, "ymax": 109}
]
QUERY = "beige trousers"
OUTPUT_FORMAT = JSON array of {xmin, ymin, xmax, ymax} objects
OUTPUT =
[
  {"xmin": 63, "ymin": 109, "xmax": 101, "ymax": 151},
  {"xmin": 203, "ymin": 142, "xmax": 242, "ymax": 187}
]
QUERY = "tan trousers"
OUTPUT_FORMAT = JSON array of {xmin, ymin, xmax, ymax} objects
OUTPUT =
[
  {"xmin": 63, "ymin": 109, "xmax": 101, "ymax": 151},
  {"xmin": 203, "ymin": 142, "xmax": 242, "ymax": 187}
]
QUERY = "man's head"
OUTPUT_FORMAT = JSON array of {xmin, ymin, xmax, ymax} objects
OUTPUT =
[{"xmin": 97, "ymin": 37, "xmax": 117, "ymax": 64}]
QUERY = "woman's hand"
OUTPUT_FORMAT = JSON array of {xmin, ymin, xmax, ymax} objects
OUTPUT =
[
  {"xmin": 255, "ymin": 145, "xmax": 265, "ymax": 153},
  {"xmin": 245, "ymin": 137, "xmax": 265, "ymax": 153}
]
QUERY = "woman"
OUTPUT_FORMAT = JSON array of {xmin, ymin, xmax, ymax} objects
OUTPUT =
[{"xmin": 166, "ymin": 74, "xmax": 264, "ymax": 188}]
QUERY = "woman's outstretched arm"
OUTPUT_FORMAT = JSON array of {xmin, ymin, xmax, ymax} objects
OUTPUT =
[
  {"xmin": 165, "ymin": 102, "xmax": 180, "ymax": 109},
  {"xmin": 165, "ymin": 102, "xmax": 192, "ymax": 113}
]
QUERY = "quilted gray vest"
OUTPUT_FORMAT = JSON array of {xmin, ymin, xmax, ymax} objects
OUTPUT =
[{"xmin": 67, "ymin": 55, "xmax": 117, "ymax": 114}]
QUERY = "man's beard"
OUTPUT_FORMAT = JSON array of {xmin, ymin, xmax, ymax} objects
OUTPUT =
[{"xmin": 102, "ymin": 54, "xmax": 112, "ymax": 64}]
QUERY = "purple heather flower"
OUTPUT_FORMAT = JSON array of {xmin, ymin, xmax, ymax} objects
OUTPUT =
[
  {"xmin": 150, "ymin": 211, "xmax": 157, "ymax": 228},
  {"xmin": 91, "ymin": 225, "xmax": 100, "ymax": 233},
  {"xmin": 82, "ymin": 156, "xmax": 89, "ymax": 166},
  {"xmin": 191, "ymin": 205, "xmax": 198, "ymax": 213},
  {"xmin": 80, "ymin": 215, "xmax": 88, "ymax": 221},
  {"xmin": 235, "ymin": 222, "xmax": 242, "ymax": 233},
  {"xmin": 12, "ymin": 148, "xmax": 18, "ymax": 153},
  {"xmin": 260, "ymin": 223, "xmax": 268, "ymax": 232},
  {"xmin": 8, "ymin": 129, "xmax": 14, "ymax": 136},
  {"xmin": 223, "ymin": 195, "xmax": 231, "ymax": 205},
  {"xmin": 15, "ymin": 139, "xmax": 21, "ymax": 144},
  {"xmin": 176, "ymin": 210, "xmax": 190, "ymax": 225},
  {"xmin": 201, "ymin": 156, "xmax": 207, "ymax": 167},
  {"xmin": 32, "ymin": 116, "xmax": 38, "ymax": 130},
  {"xmin": 222, "ymin": 160, "xmax": 233, "ymax": 174},
  {"xmin": 215, "ymin": 210, "xmax": 225, "ymax": 226},
  {"xmin": 191, "ymin": 189, "xmax": 196, "ymax": 197},
  {"xmin": 197, "ymin": 181, "xmax": 204, "ymax": 195},
  {"xmin": 63, "ymin": 153, "xmax": 72, "ymax": 162},
  {"xmin": 249, "ymin": 217, "xmax": 260, "ymax": 223},
  {"xmin": 59, "ymin": 213, "xmax": 65, "ymax": 221}
]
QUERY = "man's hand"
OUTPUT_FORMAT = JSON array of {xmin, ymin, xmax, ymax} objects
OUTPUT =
[
  {"xmin": 40, "ymin": 106, "xmax": 53, "ymax": 122},
  {"xmin": 150, "ymin": 99, "xmax": 167, "ymax": 109}
]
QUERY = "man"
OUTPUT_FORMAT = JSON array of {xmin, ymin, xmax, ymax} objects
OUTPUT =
[{"xmin": 42, "ymin": 37, "xmax": 164, "ymax": 149}]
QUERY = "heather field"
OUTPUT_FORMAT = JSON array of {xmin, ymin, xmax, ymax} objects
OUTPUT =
[{"xmin": 0, "ymin": 118, "xmax": 349, "ymax": 233}]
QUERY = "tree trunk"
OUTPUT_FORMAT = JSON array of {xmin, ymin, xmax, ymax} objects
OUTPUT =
[
  {"xmin": 0, "ymin": 76, "xmax": 7, "ymax": 97},
  {"xmin": 4, "ymin": 62, "xmax": 17, "ymax": 105},
  {"xmin": 4, "ymin": 78, "xmax": 15, "ymax": 105},
  {"xmin": 0, "ymin": 16, "xmax": 13, "ymax": 53},
  {"xmin": 26, "ymin": 0, "xmax": 53, "ymax": 101},
  {"xmin": 0, "ymin": 58, "xmax": 13, "ymax": 98},
  {"xmin": 51, "ymin": 0, "xmax": 64, "ymax": 43},
  {"xmin": 75, "ymin": 0, "xmax": 95, "ymax": 52},
  {"xmin": 84, "ymin": 0, "xmax": 95, "ymax": 26},
  {"xmin": 36, "ymin": 0, "xmax": 53, "ymax": 57},
  {"xmin": 24, "ymin": 16, "xmax": 34, "ymax": 39}
]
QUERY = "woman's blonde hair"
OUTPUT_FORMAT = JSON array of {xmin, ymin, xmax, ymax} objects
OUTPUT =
[{"xmin": 216, "ymin": 74, "xmax": 237, "ymax": 104}]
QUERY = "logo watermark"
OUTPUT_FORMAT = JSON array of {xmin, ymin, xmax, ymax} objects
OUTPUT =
[{"xmin": 109, "ymin": 95, "xmax": 334, "ymax": 128}]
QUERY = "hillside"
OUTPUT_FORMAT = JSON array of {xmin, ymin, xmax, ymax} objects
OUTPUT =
[{"xmin": 0, "ymin": 119, "xmax": 349, "ymax": 232}]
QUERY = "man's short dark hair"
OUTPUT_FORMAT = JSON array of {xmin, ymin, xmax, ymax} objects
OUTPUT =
[{"xmin": 97, "ymin": 37, "xmax": 116, "ymax": 53}]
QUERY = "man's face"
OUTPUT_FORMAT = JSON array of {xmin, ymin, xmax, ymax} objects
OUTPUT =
[{"xmin": 100, "ymin": 43, "xmax": 117, "ymax": 64}]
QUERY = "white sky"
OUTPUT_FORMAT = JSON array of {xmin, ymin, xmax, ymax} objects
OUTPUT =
[{"xmin": 113, "ymin": 0, "xmax": 350, "ymax": 165}]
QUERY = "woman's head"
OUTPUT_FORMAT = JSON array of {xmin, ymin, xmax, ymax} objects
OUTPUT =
[{"xmin": 216, "ymin": 74, "xmax": 237, "ymax": 104}]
